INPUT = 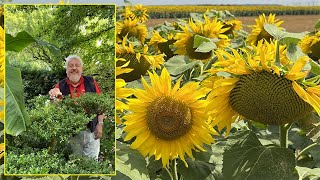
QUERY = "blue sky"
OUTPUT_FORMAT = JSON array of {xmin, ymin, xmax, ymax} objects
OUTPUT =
[{"xmin": 6, "ymin": 0, "xmax": 320, "ymax": 6}]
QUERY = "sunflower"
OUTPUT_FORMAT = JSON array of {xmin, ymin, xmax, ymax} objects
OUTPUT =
[
  {"xmin": 247, "ymin": 13, "xmax": 283, "ymax": 45},
  {"xmin": 115, "ymin": 58, "xmax": 133, "ymax": 124},
  {"xmin": 299, "ymin": 31, "xmax": 320, "ymax": 60},
  {"xmin": 149, "ymin": 31, "xmax": 176, "ymax": 60},
  {"xmin": 116, "ymin": 18, "xmax": 148, "ymax": 44},
  {"xmin": 123, "ymin": 4, "xmax": 149, "ymax": 23},
  {"xmin": 222, "ymin": 19, "xmax": 242, "ymax": 36},
  {"xmin": 115, "ymin": 78, "xmax": 133, "ymax": 124},
  {"xmin": 123, "ymin": 68, "xmax": 215, "ymax": 167},
  {"xmin": 116, "ymin": 36, "xmax": 164, "ymax": 82},
  {"xmin": 116, "ymin": 58, "xmax": 133, "ymax": 77},
  {"xmin": 174, "ymin": 15, "xmax": 230, "ymax": 61},
  {"xmin": 204, "ymin": 40, "xmax": 320, "ymax": 135}
]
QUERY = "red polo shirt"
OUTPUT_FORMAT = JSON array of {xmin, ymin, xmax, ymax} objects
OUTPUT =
[{"xmin": 55, "ymin": 76, "xmax": 101, "ymax": 98}]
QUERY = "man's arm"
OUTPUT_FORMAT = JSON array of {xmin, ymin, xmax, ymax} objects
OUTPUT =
[
  {"xmin": 94, "ymin": 114, "xmax": 104, "ymax": 139},
  {"xmin": 49, "ymin": 83, "xmax": 62, "ymax": 99}
]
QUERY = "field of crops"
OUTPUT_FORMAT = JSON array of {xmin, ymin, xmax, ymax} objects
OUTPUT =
[
  {"xmin": 146, "ymin": 15, "xmax": 320, "ymax": 33},
  {"xmin": 145, "ymin": 5, "xmax": 320, "ymax": 18}
]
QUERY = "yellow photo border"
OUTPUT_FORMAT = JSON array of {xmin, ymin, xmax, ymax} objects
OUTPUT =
[{"xmin": 3, "ymin": 3, "xmax": 117, "ymax": 177}]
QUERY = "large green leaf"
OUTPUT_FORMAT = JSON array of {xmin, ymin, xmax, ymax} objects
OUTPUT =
[
  {"xmin": 195, "ymin": 41, "xmax": 217, "ymax": 53},
  {"xmin": 222, "ymin": 130, "xmax": 296, "ymax": 180},
  {"xmin": 5, "ymin": 65, "xmax": 29, "ymax": 136},
  {"xmin": 176, "ymin": 142, "xmax": 225, "ymax": 180},
  {"xmin": 177, "ymin": 158, "xmax": 216, "ymax": 180},
  {"xmin": 264, "ymin": 23, "xmax": 288, "ymax": 40},
  {"xmin": 5, "ymin": 31, "xmax": 36, "ymax": 52},
  {"xmin": 286, "ymin": 44, "xmax": 306, "ymax": 62},
  {"xmin": 282, "ymin": 31, "xmax": 308, "ymax": 45},
  {"xmin": 165, "ymin": 56, "xmax": 201, "ymax": 76},
  {"xmin": 114, "ymin": 141, "xmax": 149, "ymax": 180},
  {"xmin": 296, "ymin": 166, "xmax": 320, "ymax": 180},
  {"xmin": 147, "ymin": 156, "xmax": 171, "ymax": 180},
  {"xmin": 193, "ymin": 34, "xmax": 211, "ymax": 48},
  {"xmin": 111, "ymin": 171, "xmax": 132, "ymax": 180}
]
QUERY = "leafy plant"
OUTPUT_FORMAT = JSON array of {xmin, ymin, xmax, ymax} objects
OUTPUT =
[
  {"xmin": 6, "ymin": 93, "xmax": 115, "ymax": 174},
  {"xmin": 63, "ymin": 92, "xmax": 114, "ymax": 116},
  {"xmin": 61, "ymin": 155, "xmax": 113, "ymax": 174},
  {"xmin": 5, "ymin": 149, "xmax": 65, "ymax": 174}
]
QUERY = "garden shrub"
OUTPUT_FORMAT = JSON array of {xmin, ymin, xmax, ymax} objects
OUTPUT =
[{"xmin": 6, "ymin": 93, "xmax": 115, "ymax": 174}]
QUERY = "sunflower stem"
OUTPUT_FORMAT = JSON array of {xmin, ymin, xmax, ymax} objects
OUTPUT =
[
  {"xmin": 279, "ymin": 123, "xmax": 291, "ymax": 148},
  {"xmin": 275, "ymin": 41, "xmax": 280, "ymax": 65},
  {"xmin": 296, "ymin": 142, "xmax": 318, "ymax": 160},
  {"xmin": 172, "ymin": 159, "xmax": 178, "ymax": 180},
  {"xmin": 165, "ymin": 167, "xmax": 174, "ymax": 180}
]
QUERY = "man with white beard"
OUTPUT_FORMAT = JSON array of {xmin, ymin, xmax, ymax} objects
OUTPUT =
[{"xmin": 48, "ymin": 55, "xmax": 104, "ymax": 160}]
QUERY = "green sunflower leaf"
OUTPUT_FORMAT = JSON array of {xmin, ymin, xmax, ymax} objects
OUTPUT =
[
  {"xmin": 177, "ymin": 158, "xmax": 216, "ymax": 180},
  {"xmin": 282, "ymin": 32, "xmax": 309, "ymax": 45},
  {"xmin": 296, "ymin": 112, "xmax": 320, "ymax": 144},
  {"xmin": 296, "ymin": 166, "xmax": 320, "ymax": 179},
  {"xmin": 222, "ymin": 130, "xmax": 296, "ymax": 180},
  {"xmin": 164, "ymin": 55, "xmax": 201, "ymax": 76},
  {"xmin": 310, "ymin": 61, "xmax": 320, "ymax": 76},
  {"xmin": 195, "ymin": 41, "xmax": 217, "ymax": 53},
  {"xmin": 115, "ymin": 141, "xmax": 149, "ymax": 180},
  {"xmin": 147, "ymin": 156, "xmax": 171, "ymax": 180},
  {"xmin": 286, "ymin": 44, "xmax": 305, "ymax": 62},
  {"xmin": 193, "ymin": 34, "xmax": 211, "ymax": 48},
  {"xmin": 264, "ymin": 23, "xmax": 288, "ymax": 40},
  {"xmin": 176, "ymin": 142, "xmax": 226, "ymax": 180},
  {"xmin": 112, "ymin": 171, "xmax": 134, "ymax": 180}
]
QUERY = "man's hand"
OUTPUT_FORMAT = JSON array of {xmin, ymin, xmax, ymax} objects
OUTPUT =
[
  {"xmin": 94, "ymin": 114, "xmax": 104, "ymax": 139},
  {"xmin": 49, "ymin": 88, "xmax": 62, "ymax": 99}
]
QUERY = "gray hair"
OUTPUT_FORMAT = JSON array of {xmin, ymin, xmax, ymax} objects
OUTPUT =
[{"xmin": 65, "ymin": 55, "xmax": 83, "ymax": 68}]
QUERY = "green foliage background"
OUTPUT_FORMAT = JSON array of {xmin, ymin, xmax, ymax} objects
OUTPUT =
[
  {"xmin": 6, "ymin": 5, "xmax": 115, "ymax": 100},
  {"xmin": 4, "ymin": 4, "xmax": 116, "ymax": 176}
]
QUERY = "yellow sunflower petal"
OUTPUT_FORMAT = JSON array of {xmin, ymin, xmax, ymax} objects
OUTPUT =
[
  {"xmin": 292, "ymin": 81, "xmax": 320, "ymax": 115},
  {"xmin": 285, "ymin": 56, "xmax": 309, "ymax": 81}
]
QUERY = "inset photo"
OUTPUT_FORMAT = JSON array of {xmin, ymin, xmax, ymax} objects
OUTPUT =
[{"xmin": 4, "ymin": 4, "xmax": 115, "ymax": 175}]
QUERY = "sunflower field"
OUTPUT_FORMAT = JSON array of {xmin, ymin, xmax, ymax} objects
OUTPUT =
[
  {"xmin": 145, "ymin": 5, "xmax": 320, "ymax": 19},
  {"xmin": 115, "ymin": 4, "xmax": 320, "ymax": 180}
]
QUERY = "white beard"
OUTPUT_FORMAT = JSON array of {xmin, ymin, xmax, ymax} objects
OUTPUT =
[{"xmin": 68, "ymin": 73, "xmax": 81, "ymax": 83}]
